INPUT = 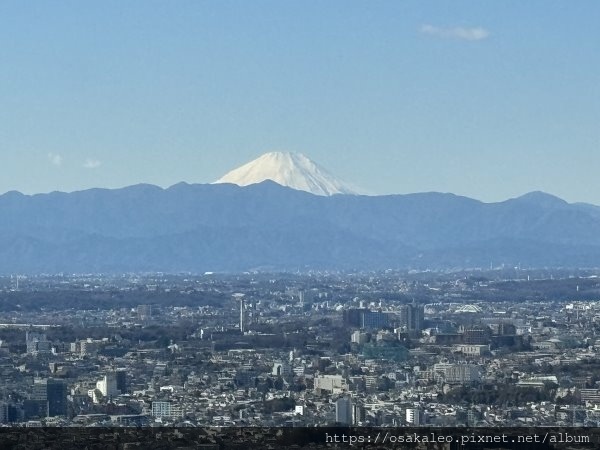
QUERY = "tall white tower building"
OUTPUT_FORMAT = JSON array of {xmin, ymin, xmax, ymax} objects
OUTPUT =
[{"xmin": 233, "ymin": 293, "xmax": 245, "ymax": 333}]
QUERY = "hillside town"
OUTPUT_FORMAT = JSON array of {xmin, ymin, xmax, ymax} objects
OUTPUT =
[{"xmin": 0, "ymin": 269, "xmax": 599, "ymax": 428}]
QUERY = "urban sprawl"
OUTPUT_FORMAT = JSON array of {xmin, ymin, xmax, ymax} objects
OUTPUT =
[{"xmin": 0, "ymin": 269, "xmax": 599, "ymax": 427}]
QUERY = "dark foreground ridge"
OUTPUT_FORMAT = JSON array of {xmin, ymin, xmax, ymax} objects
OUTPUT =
[{"xmin": 0, "ymin": 427, "xmax": 596, "ymax": 450}]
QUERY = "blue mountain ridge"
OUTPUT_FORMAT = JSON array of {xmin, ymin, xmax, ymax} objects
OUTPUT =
[{"xmin": 0, "ymin": 181, "xmax": 598, "ymax": 273}]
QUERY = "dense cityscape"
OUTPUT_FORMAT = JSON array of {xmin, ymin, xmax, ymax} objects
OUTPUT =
[{"xmin": 1, "ymin": 268, "xmax": 599, "ymax": 428}]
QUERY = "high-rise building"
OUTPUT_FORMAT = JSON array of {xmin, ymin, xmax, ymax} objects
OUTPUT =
[
  {"xmin": 406, "ymin": 408, "xmax": 422, "ymax": 425},
  {"xmin": 335, "ymin": 397, "xmax": 352, "ymax": 425},
  {"xmin": 0, "ymin": 403, "xmax": 8, "ymax": 424},
  {"xmin": 25, "ymin": 331, "xmax": 51, "ymax": 355},
  {"xmin": 351, "ymin": 331, "xmax": 369, "ymax": 344},
  {"xmin": 30, "ymin": 378, "xmax": 68, "ymax": 417},
  {"xmin": 352, "ymin": 403, "xmax": 366, "ymax": 425},
  {"xmin": 343, "ymin": 308, "xmax": 364, "ymax": 327},
  {"xmin": 398, "ymin": 303, "xmax": 424, "ymax": 335},
  {"xmin": 233, "ymin": 293, "xmax": 245, "ymax": 333},
  {"xmin": 362, "ymin": 310, "xmax": 389, "ymax": 329},
  {"xmin": 47, "ymin": 379, "xmax": 68, "ymax": 417},
  {"xmin": 498, "ymin": 322, "xmax": 517, "ymax": 336},
  {"xmin": 240, "ymin": 298, "xmax": 245, "ymax": 332},
  {"xmin": 463, "ymin": 326, "xmax": 491, "ymax": 345},
  {"xmin": 78, "ymin": 339, "xmax": 100, "ymax": 357},
  {"xmin": 343, "ymin": 308, "xmax": 389, "ymax": 330},
  {"xmin": 23, "ymin": 400, "xmax": 46, "ymax": 420},
  {"xmin": 97, "ymin": 373, "xmax": 119, "ymax": 398},
  {"xmin": 137, "ymin": 305, "xmax": 153, "ymax": 321},
  {"xmin": 115, "ymin": 370, "xmax": 127, "ymax": 394}
]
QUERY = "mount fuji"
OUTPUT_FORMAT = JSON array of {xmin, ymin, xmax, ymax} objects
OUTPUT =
[{"xmin": 214, "ymin": 152, "xmax": 360, "ymax": 196}]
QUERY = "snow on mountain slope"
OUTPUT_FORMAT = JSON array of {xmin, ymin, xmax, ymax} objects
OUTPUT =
[{"xmin": 213, "ymin": 152, "xmax": 360, "ymax": 196}]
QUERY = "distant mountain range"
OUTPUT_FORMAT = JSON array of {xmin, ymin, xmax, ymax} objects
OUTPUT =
[{"xmin": 1, "ymin": 180, "xmax": 600, "ymax": 273}]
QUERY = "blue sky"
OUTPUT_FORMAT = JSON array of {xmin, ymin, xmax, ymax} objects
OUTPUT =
[{"xmin": 1, "ymin": 1, "xmax": 598, "ymax": 203}]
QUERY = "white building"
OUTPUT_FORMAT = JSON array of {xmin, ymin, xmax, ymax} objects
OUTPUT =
[
  {"xmin": 351, "ymin": 331, "xmax": 368, "ymax": 344},
  {"xmin": 454, "ymin": 344, "xmax": 490, "ymax": 356},
  {"xmin": 314, "ymin": 375, "xmax": 348, "ymax": 394},
  {"xmin": 406, "ymin": 408, "xmax": 421, "ymax": 425},
  {"xmin": 272, "ymin": 361, "xmax": 291, "ymax": 376},
  {"xmin": 152, "ymin": 401, "xmax": 183, "ymax": 418},
  {"xmin": 433, "ymin": 363, "xmax": 482, "ymax": 383},
  {"xmin": 96, "ymin": 373, "xmax": 119, "ymax": 397},
  {"xmin": 87, "ymin": 389, "xmax": 102, "ymax": 404}
]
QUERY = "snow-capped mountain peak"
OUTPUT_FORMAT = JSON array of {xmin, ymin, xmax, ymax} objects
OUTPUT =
[{"xmin": 214, "ymin": 152, "xmax": 359, "ymax": 196}]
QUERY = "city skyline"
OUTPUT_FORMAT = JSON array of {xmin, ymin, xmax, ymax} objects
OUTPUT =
[{"xmin": 1, "ymin": 1, "xmax": 598, "ymax": 203}]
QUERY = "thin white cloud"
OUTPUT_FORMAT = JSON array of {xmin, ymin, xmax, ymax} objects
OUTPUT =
[
  {"xmin": 83, "ymin": 158, "xmax": 102, "ymax": 169},
  {"xmin": 420, "ymin": 24, "xmax": 490, "ymax": 41},
  {"xmin": 48, "ymin": 152, "xmax": 63, "ymax": 166}
]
